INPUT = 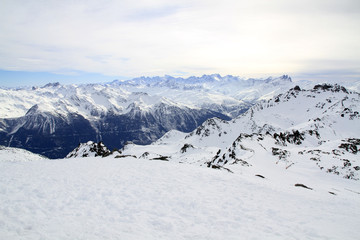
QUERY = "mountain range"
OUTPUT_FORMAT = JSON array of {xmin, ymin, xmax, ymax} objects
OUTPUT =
[
  {"xmin": 1, "ymin": 74, "xmax": 308, "ymax": 158},
  {"xmin": 1, "ymin": 81, "xmax": 359, "ymax": 239}
]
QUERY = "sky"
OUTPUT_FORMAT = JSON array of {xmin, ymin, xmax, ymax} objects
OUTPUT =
[{"xmin": 0, "ymin": 0, "xmax": 359, "ymax": 87}]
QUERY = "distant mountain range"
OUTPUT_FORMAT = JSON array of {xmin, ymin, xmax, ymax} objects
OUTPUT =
[{"xmin": 0, "ymin": 74, "xmax": 358, "ymax": 158}]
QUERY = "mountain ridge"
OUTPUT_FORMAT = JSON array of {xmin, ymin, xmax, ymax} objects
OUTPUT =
[
  {"xmin": 1, "ymin": 74, "xmax": 359, "ymax": 159},
  {"xmin": 0, "ymin": 74, "xmax": 300, "ymax": 158}
]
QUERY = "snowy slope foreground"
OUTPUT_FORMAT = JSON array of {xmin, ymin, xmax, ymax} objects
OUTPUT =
[
  {"xmin": 0, "ymin": 155, "xmax": 359, "ymax": 240},
  {"xmin": 121, "ymin": 84, "xmax": 360, "ymax": 180},
  {"xmin": 1, "ymin": 74, "xmax": 298, "ymax": 159}
]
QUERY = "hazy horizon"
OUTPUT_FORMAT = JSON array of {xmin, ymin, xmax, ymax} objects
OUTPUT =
[{"xmin": 2, "ymin": 70, "xmax": 358, "ymax": 88}]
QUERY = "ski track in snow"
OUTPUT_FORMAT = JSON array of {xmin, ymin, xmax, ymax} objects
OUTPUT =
[{"xmin": 1, "ymin": 157, "xmax": 359, "ymax": 240}]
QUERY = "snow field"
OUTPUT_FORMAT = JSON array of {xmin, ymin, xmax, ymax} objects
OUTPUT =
[{"xmin": 1, "ymin": 156, "xmax": 359, "ymax": 240}]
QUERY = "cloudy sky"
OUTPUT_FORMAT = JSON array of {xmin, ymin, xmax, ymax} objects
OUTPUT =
[{"xmin": 0, "ymin": 0, "xmax": 359, "ymax": 86}]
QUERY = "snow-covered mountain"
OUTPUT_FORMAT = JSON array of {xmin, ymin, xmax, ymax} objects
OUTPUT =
[
  {"xmin": 120, "ymin": 84, "xmax": 360, "ymax": 180},
  {"xmin": 1, "ymin": 83, "xmax": 360, "ymax": 240},
  {"xmin": 0, "ymin": 74, "xmax": 301, "ymax": 158}
]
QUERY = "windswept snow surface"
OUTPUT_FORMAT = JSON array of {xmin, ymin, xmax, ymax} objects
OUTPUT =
[{"xmin": 0, "ymin": 155, "xmax": 359, "ymax": 240}]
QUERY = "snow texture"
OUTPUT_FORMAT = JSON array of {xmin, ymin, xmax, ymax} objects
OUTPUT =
[{"xmin": 0, "ymin": 155, "xmax": 359, "ymax": 240}]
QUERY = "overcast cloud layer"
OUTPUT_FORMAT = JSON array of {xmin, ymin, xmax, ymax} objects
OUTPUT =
[{"xmin": 1, "ymin": 0, "xmax": 359, "ymax": 82}]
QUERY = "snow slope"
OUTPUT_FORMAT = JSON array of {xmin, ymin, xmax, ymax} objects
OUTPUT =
[
  {"xmin": 0, "ymin": 155, "xmax": 359, "ymax": 240},
  {"xmin": 121, "ymin": 84, "xmax": 360, "ymax": 180}
]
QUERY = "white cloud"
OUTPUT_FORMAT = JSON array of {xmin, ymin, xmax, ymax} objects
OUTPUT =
[{"xmin": 0, "ymin": 0, "xmax": 359, "ymax": 80}]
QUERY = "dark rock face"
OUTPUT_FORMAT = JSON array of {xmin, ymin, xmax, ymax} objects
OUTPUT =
[
  {"xmin": 150, "ymin": 156, "xmax": 170, "ymax": 161},
  {"xmin": 293, "ymin": 85, "xmax": 301, "ymax": 91},
  {"xmin": 0, "ymin": 113, "xmax": 97, "ymax": 159},
  {"xmin": 180, "ymin": 144, "xmax": 194, "ymax": 153},
  {"xmin": 0, "ymin": 105, "xmax": 231, "ymax": 159},
  {"xmin": 313, "ymin": 84, "xmax": 349, "ymax": 93},
  {"xmin": 294, "ymin": 183, "xmax": 313, "ymax": 190},
  {"xmin": 271, "ymin": 147, "xmax": 290, "ymax": 160},
  {"xmin": 273, "ymin": 130, "xmax": 305, "ymax": 145},
  {"xmin": 338, "ymin": 138, "xmax": 360, "ymax": 154}
]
